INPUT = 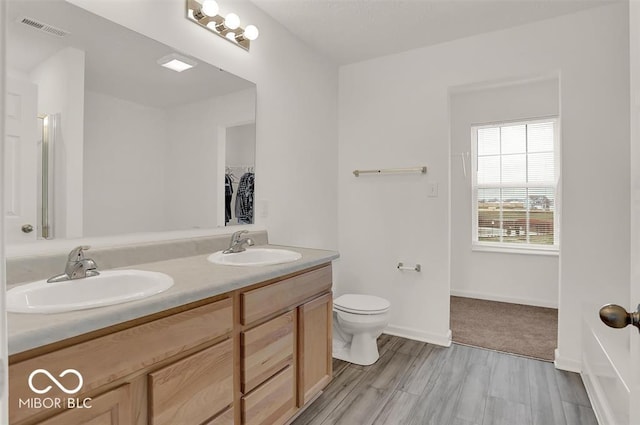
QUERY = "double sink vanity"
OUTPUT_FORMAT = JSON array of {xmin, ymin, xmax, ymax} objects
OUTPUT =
[
  {"xmin": 5, "ymin": 1, "xmax": 335, "ymax": 423},
  {"xmin": 7, "ymin": 231, "xmax": 339, "ymax": 425}
]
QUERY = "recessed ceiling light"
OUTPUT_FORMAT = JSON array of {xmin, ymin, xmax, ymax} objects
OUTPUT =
[{"xmin": 157, "ymin": 53, "xmax": 198, "ymax": 73}]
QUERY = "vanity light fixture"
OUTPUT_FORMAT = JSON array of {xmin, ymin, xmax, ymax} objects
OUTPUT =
[
  {"xmin": 186, "ymin": 0, "xmax": 259, "ymax": 51},
  {"xmin": 157, "ymin": 53, "xmax": 198, "ymax": 72}
]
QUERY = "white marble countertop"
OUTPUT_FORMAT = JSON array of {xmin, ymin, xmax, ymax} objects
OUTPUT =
[{"xmin": 8, "ymin": 244, "xmax": 339, "ymax": 355}]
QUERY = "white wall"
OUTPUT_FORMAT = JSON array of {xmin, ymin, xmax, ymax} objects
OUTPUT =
[
  {"xmin": 29, "ymin": 47, "xmax": 85, "ymax": 239},
  {"xmin": 450, "ymin": 78, "xmax": 560, "ymax": 308},
  {"xmin": 338, "ymin": 3, "xmax": 630, "ymax": 365},
  {"xmin": 83, "ymin": 91, "xmax": 168, "ymax": 236},
  {"xmin": 164, "ymin": 88, "xmax": 255, "ymax": 231},
  {"xmin": 83, "ymin": 87, "xmax": 255, "ymax": 236},
  {"xmin": 67, "ymin": 0, "xmax": 339, "ymax": 250},
  {"xmin": 226, "ymin": 123, "xmax": 256, "ymax": 166},
  {"xmin": 164, "ymin": 96, "xmax": 219, "ymax": 231}
]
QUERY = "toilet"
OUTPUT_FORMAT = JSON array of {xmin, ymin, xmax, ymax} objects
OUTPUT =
[{"xmin": 332, "ymin": 293, "xmax": 391, "ymax": 366}]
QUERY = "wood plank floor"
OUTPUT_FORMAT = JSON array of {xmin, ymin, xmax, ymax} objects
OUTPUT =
[{"xmin": 292, "ymin": 335, "xmax": 597, "ymax": 425}]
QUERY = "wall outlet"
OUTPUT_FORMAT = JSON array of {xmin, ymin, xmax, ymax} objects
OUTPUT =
[{"xmin": 428, "ymin": 182, "xmax": 438, "ymax": 198}]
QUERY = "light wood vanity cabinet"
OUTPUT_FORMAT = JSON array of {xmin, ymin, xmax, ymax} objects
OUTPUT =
[
  {"xmin": 298, "ymin": 293, "xmax": 333, "ymax": 406},
  {"xmin": 9, "ymin": 263, "xmax": 333, "ymax": 425},
  {"xmin": 203, "ymin": 407, "xmax": 234, "ymax": 425},
  {"xmin": 9, "ymin": 299, "xmax": 233, "ymax": 425},
  {"xmin": 240, "ymin": 265, "xmax": 332, "ymax": 325},
  {"xmin": 149, "ymin": 340, "xmax": 234, "ymax": 425},
  {"xmin": 241, "ymin": 311, "xmax": 295, "ymax": 394},
  {"xmin": 37, "ymin": 385, "xmax": 132, "ymax": 425},
  {"xmin": 241, "ymin": 366, "xmax": 296, "ymax": 425},
  {"xmin": 238, "ymin": 264, "xmax": 332, "ymax": 425}
]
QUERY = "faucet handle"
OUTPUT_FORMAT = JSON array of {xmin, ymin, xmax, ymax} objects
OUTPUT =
[
  {"xmin": 231, "ymin": 230, "xmax": 248, "ymax": 242},
  {"xmin": 68, "ymin": 245, "xmax": 91, "ymax": 261}
]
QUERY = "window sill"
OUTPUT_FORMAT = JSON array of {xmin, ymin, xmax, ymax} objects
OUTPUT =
[{"xmin": 471, "ymin": 243, "xmax": 559, "ymax": 256}]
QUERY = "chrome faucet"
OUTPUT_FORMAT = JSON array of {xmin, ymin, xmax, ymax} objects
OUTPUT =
[
  {"xmin": 223, "ymin": 230, "xmax": 255, "ymax": 254},
  {"xmin": 47, "ymin": 246, "xmax": 100, "ymax": 283}
]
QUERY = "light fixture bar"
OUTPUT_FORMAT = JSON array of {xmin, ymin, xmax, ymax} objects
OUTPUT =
[{"xmin": 186, "ymin": 0, "xmax": 259, "ymax": 51}]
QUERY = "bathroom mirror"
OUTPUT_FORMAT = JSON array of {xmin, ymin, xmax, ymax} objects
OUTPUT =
[{"xmin": 5, "ymin": 0, "xmax": 256, "ymax": 245}]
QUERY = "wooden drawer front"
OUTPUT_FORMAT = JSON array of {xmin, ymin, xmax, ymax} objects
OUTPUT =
[
  {"xmin": 242, "ymin": 365, "xmax": 296, "ymax": 425},
  {"xmin": 10, "ymin": 298, "xmax": 232, "ymax": 424},
  {"xmin": 241, "ymin": 265, "xmax": 332, "ymax": 325},
  {"xmin": 203, "ymin": 406, "xmax": 234, "ymax": 425},
  {"xmin": 38, "ymin": 384, "xmax": 131, "ymax": 425},
  {"xmin": 149, "ymin": 339, "xmax": 233, "ymax": 425},
  {"xmin": 242, "ymin": 311, "xmax": 295, "ymax": 393}
]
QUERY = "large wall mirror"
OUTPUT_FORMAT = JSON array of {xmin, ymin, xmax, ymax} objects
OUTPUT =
[{"xmin": 5, "ymin": 0, "xmax": 256, "ymax": 246}]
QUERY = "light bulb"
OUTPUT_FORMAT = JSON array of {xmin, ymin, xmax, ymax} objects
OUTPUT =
[
  {"xmin": 226, "ymin": 32, "xmax": 236, "ymax": 41},
  {"xmin": 243, "ymin": 25, "xmax": 259, "ymax": 41},
  {"xmin": 201, "ymin": 0, "xmax": 219, "ymax": 17},
  {"xmin": 224, "ymin": 13, "xmax": 240, "ymax": 30}
]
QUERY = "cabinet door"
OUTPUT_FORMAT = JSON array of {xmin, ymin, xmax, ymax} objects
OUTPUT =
[
  {"xmin": 38, "ymin": 385, "xmax": 131, "ymax": 425},
  {"xmin": 149, "ymin": 339, "xmax": 233, "ymax": 425},
  {"xmin": 297, "ymin": 293, "xmax": 332, "ymax": 406}
]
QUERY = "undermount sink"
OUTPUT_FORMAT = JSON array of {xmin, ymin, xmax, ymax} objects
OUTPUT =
[
  {"xmin": 208, "ymin": 248, "xmax": 302, "ymax": 266},
  {"xmin": 6, "ymin": 270, "xmax": 174, "ymax": 314}
]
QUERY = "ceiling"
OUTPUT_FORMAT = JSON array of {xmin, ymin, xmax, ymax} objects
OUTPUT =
[
  {"xmin": 6, "ymin": 0, "xmax": 254, "ymax": 109},
  {"xmin": 250, "ymin": 0, "xmax": 616, "ymax": 65}
]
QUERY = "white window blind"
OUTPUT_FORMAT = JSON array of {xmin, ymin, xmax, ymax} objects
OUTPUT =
[{"xmin": 472, "ymin": 119, "xmax": 559, "ymax": 250}]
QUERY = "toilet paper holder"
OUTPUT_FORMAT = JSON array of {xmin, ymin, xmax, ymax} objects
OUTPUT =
[{"xmin": 397, "ymin": 262, "xmax": 421, "ymax": 272}]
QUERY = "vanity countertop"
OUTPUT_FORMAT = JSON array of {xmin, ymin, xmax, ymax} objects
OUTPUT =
[{"xmin": 8, "ymin": 244, "xmax": 339, "ymax": 356}]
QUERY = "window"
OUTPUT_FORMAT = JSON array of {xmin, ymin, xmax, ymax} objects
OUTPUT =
[{"xmin": 472, "ymin": 118, "xmax": 559, "ymax": 252}]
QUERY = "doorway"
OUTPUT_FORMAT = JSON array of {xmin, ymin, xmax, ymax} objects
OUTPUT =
[{"xmin": 448, "ymin": 76, "xmax": 560, "ymax": 360}]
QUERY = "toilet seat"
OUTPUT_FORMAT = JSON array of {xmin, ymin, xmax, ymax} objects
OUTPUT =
[{"xmin": 334, "ymin": 294, "xmax": 390, "ymax": 315}]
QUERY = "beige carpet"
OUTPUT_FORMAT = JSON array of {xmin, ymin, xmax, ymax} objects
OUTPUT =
[{"xmin": 450, "ymin": 296, "xmax": 558, "ymax": 361}]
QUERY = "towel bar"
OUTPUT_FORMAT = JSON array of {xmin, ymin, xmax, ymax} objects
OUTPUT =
[{"xmin": 397, "ymin": 262, "xmax": 421, "ymax": 272}]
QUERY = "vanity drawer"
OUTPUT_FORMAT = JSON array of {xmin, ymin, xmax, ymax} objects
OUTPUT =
[
  {"xmin": 241, "ymin": 310, "xmax": 295, "ymax": 393},
  {"xmin": 241, "ymin": 265, "xmax": 332, "ymax": 324},
  {"xmin": 149, "ymin": 339, "xmax": 233, "ymax": 425},
  {"xmin": 241, "ymin": 364, "xmax": 296, "ymax": 425},
  {"xmin": 9, "ymin": 298, "xmax": 232, "ymax": 424},
  {"xmin": 204, "ymin": 406, "xmax": 234, "ymax": 425}
]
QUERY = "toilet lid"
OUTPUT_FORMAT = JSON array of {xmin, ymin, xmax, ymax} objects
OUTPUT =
[{"xmin": 334, "ymin": 294, "xmax": 390, "ymax": 314}]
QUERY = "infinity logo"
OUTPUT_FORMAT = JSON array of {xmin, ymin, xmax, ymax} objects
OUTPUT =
[{"xmin": 28, "ymin": 369, "xmax": 84, "ymax": 395}]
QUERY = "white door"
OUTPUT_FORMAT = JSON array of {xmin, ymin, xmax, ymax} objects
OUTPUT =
[
  {"xmin": 596, "ymin": 4, "xmax": 640, "ymax": 423},
  {"xmin": 629, "ymin": 5, "xmax": 640, "ymax": 424},
  {"xmin": 4, "ymin": 77, "xmax": 37, "ymax": 243},
  {"xmin": 585, "ymin": 6, "xmax": 640, "ymax": 425}
]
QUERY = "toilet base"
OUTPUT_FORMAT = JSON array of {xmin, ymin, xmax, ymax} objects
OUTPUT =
[{"xmin": 332, "ymin": 333, "xmax": 381, "ymax": 366}]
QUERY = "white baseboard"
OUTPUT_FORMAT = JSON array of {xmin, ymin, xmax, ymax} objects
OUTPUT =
[
  {"xmin": 384, "ymin": 325, "xmax": 452, "ymax": 347},
  {"xmin": 554, "ymin": 348, "xmax": 581, "ymax": 373},
  {"xmin": 582, "ymin": 359, "xmax": 612, "ymax": 425},
  {"xmin": 581, "ymin": 318, "xmax": 630, "ymax": 425},
  {"xmin": 450, "ymin": 289, "xmax": 558, "ymax": 309}
]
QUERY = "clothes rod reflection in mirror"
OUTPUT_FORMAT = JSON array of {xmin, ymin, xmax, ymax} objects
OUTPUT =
[{"xmin": 353, "ymin": 166, "xmax": 427, "ymax": 177}]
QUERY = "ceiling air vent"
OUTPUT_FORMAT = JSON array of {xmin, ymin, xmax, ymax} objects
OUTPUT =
[{"xmin": 17, "ymin": 16, "xmax": 69, "ymax": 37}]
